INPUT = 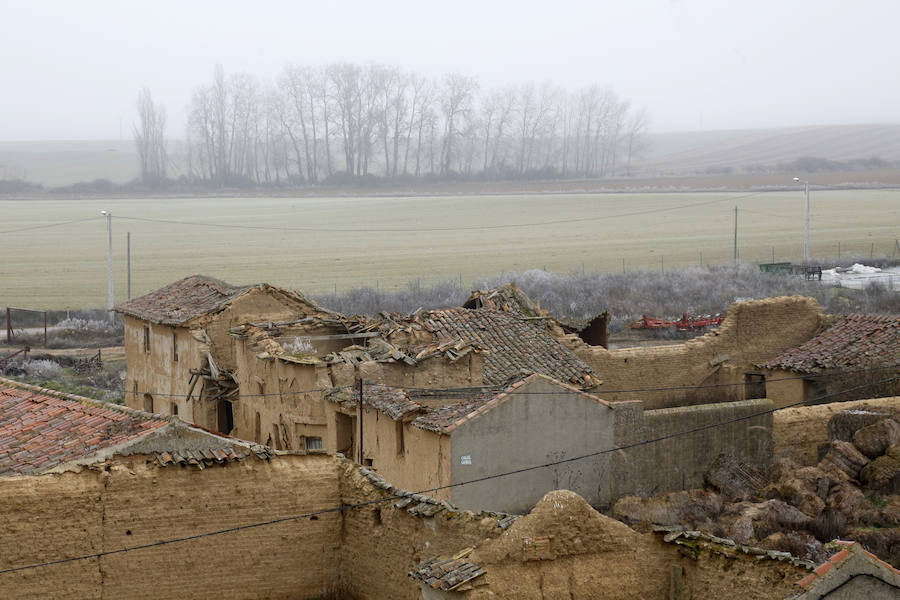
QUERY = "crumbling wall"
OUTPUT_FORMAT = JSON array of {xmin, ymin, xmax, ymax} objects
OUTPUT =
[
  {"xmin": 774, "ymin": 395, "xmax": 900, "ymax": 464},
  {"xmin": 554, "ymin": 296, "xmax": 825, "ymax": 409},
  {"xmin": 0, "ymin": 455, "xmax": 342, "ymax": 600},
  {"xmin": 612, "ymin": 399, "xmax": 773, "ymax": 499},
  {"xmin": 337, "ymin": 460, "xmax": 509, "ymax": 600},
  {"xmin": 123, "ymin": 316, "xmax": 203, "ymax": 420},
  {"xmin": 455, "ymin": 491, "xmax": 807, "ymax": 600}
]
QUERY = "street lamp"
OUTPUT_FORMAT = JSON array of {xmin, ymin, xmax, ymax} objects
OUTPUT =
[
  {"xmin": 793, "ymin": 177, "xmax": 811, "ymax": 264},
  {"xmin": 100, "ymin": 210, "xmax": 114, "ymax": 323}
]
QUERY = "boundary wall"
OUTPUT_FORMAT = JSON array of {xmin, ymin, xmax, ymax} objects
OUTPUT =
[{"xmin": 554, "ymin": 296, "xmax": 826, "ymax": 409}]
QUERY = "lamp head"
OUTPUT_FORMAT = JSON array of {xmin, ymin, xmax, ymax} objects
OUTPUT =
[
  {"xmin": 100, "ymin": 210, "xmax": 109, "ymax": 216},
  {"xmin": 793, "ymin": 177, "xmax": 800, "ymax": 182}
]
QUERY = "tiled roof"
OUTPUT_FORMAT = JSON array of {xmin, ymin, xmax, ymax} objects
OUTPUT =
[
  {"xmin": 0, "ymin": 378, "xmax": 273, "ymax": 475},
  {"xmin": 409, "ymin": 557, "xmax": 485, "ymax": 592},
  {"xmin": 793, "ymin": 540, "xmax": 900, "ymax": 597},
  {"xmin": 413, "ymin": 308, "xmax": 599, "ymax": 387},
  {"xmin": 326, "ymin": 375, "xmax": 608, "ymax": 435},
  {"xmin": 115, "ymin": 274, "xmax": 251, "ymax": 325},
  {"xmin": 0, "ymin": 379, "xmax": 169, "ymax": 476},
  {"xmin": 764, "ymin": 314, "xmax": 900, "ymax": 373}
]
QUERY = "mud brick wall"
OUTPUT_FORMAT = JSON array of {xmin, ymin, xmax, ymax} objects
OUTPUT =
[
  {"xmin": 336, "ymin": 460, "xmax": 507, "ymax": 600},
  {"xmin": 613, "ymin": 399, "xmax": 773, "ymax": 498},
  {"xmin": 556, "ymin": 296, "xmax": 825, "ymax": 409},
  {"xmin": 0, "ymin": 455, "xmax": 341, "ymax": 600}
]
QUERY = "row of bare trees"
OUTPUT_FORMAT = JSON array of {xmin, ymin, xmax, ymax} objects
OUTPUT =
[{"xmin": 139, "ymin": 63, "xmax": 649, "ymax": 187}]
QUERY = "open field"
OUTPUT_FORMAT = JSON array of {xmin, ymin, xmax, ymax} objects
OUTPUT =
[{"xmin": 2, "ymin": 189, "xmax": 899, "ymax": 309}]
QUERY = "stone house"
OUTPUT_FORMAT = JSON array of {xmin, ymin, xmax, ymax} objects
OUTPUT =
[
  {"xmin": 763, "ymin": 314, "xmax": 900, "ymax": 409},
  {"xmin": 115, "ymin": 274, "xmax": 335, "ymax": 432}
]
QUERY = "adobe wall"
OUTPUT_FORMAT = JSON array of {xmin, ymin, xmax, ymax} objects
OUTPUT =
[
  {"xmin": 774, "ymin": 395, "xmax": 900, "ymax": 464},
  {"xmin": 201, "ymin": 287, "xmax": 326, "ymax": 370},
  {"xmin": 123, "ymin": 316, "xmax": 203, "ymax": 421},
  {"xmin": 612, "ymin": 398, "xmax": 773, "ymax": 499},
  {"xmin": 337, "ymin": 460, "xmax": 509, "ymax": 600},
  {"xmin": 554, "ymin": 296, "xmax": 825, "ymax": 409},
  {"xmin": 344, "ymin": 403, "xmax": 453, "ymax": 501},
  {"xmin": 766, "ymin": 368, "xmax": 900, "ymax": 410},
  {"xmin": 0, "ymin": 455, "xmax": 342, "ymax": 600},
  {"xmin": 453, "ymin": 490, "xmax": 807, "ymax": 600}
]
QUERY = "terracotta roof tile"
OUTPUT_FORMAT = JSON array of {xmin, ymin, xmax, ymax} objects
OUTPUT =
[
  {"xmin": 0, "ymin": 379, "xmax": 168, "ymax": 476},
  {"xmin": 409, "ymin": 557, "xmax": 485, "ymax": 591},
  {"xmin": 764, "ymin": 314, "xmax": 900, "ymax": 373},
  {"xmin": 115, "ymin": 274, "xmax": 250, "ymax": 325}
]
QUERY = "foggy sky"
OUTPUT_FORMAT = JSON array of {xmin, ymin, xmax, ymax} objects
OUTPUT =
[{"xmin": 2, "ymin": 0, "xmax": 899, "ymax": 140}]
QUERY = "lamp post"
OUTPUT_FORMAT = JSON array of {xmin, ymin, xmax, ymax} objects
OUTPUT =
[
  {"xmin": 100, "ymin": 210, "xmax": 114, "ymax": 323},
  {"xmin": 793, "ymin": 177, "xmax": 810, "ymax": 264}
]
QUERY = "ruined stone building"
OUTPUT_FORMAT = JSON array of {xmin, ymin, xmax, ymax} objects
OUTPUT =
[
  {"xmin": 115, "ymin": 274, "xmax": 336, "ymax": 431},
  {"xmin": 227, "ymin": 304, "xmax": 600, "ymax": 453},
  {"xmin": 763, "ymin": 313, "xmax": 900, "ymax": 408}
]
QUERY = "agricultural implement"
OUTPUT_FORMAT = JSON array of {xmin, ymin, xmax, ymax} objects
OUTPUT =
[{"xmin": 629, "ymin": 312, "xmax": 724, "ymax": 332}]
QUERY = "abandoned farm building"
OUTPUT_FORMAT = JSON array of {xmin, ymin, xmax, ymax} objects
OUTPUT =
[{"xmin": 764, "ymin": 313, "xmax": 900, "ymax": 408}]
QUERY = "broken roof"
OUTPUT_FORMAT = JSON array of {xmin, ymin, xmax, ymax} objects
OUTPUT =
[
  {"xmin": 326, "ymin": 374, "xmax": 609, "ymax": 435},
  {"xmin": 462, "ymin": 283, "xmax": 545, "ymax": 317},
  {"xmin": 385, "ymin": 308, "xmax": 599, "ymax": 387},
  {"xmin": 0, "ymin": 378, "xmax": 270, "ymax": 475},
  {"xmin": 409, "ymin": 557, "xmax": 485, "ymax": 592},
  {"xmin": 115, "ymin": 274, "xmax": 332, "ymax": 326},
  {"xmin": 763, "ymin": 314, "xmax": 900, "ymax": 373}
]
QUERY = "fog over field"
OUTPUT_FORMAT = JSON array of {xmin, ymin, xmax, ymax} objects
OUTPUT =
[{"xmin": 2, "ymin": 0, "xmax": 900, "ymax": 141}]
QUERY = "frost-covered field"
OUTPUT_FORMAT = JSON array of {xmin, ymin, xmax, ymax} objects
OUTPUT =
[{"xmin": 1, "ymin": 189, "xmax": 898, "ymax": 308}]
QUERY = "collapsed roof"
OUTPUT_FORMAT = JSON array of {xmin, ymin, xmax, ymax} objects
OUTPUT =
[{"xmin": 325, "ymin": 374, "xmax": 609, "ymax": 434}]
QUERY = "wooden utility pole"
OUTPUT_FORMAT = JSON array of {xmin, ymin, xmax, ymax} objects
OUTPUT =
[
  {"xmin": 357, "ymin": 378, "xmax": 364, "ymax": 465},
  {"xmin": 733, "ymin": 206, "xmax": 738, "ymax": 265}
]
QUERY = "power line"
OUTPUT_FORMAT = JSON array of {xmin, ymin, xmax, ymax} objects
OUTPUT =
[
  {"xmin": 1, "ymin": 373, "xmax": 896, "ymax": 575},
  {"xmin": 0, "ymin": 216, "xmax": 100, "ymax": 235},
  {"xmin": 109, "ymin": 191, "xmax": 768, "ymax": 234}
]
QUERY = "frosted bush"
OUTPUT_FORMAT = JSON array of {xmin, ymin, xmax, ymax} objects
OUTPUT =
[
  {"xmin": 56, "ymin": 317, "xmax": 117, "ymax": 333},
  {"xmin": 283, "ymin": 337, "xmax": 316, "ymax": 355},
  {"xmin": 22, "ymin": 359, "xmax": 62, "ymax": 378}
]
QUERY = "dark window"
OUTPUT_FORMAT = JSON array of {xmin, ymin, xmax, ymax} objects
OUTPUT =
[
  {"xmin": 217, "ymin": 399, "xmax": 234, "ymax": 435},
  {"xmin": 254, "ymin": 412, "xmax": 261, "ymax": 443},
  {"xmin": 171, "ymin": 402, "xmax": 178, "ymax": 416},
  {"xmin": 396, "ymin": 420, "xmax": 405, "ymax": 456},
  {"xmin": 143, "ymin": 326, "xmax": 150, "ymax": 353},
  {"xmin": 744, "ymin": 373, "xmax": 766, "ymax": 399},
  {"xmin": 172, "ymin": 330, "xmax": 178, "ymax": 362},
  {"xmin": 305, "ymin": 437, "xmax": 324, "ymax": 451}
]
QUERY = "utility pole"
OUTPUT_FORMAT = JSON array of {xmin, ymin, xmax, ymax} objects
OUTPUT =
[
  {"xmin": 101, "ymin": 211, "xmax": 114, "ymax": 323},
  {"xmin": 127, "ymin": 231, "xmax": 132, "ymax": 300},
  {"xmin": 733, "ymin": 206, "xmax": 738, "ymax": 265},
  {"xmin": 357, "ymin": 378, "xmax": 364, "ymax": 465},
  {"xmin": 793, "ymin": 178, "xmax": 811, "ymax": 263}
]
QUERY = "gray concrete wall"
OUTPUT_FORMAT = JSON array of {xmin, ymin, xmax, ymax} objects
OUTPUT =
[
  {"xmin": 614, "ymin": 398, "xmax": 774, "ymax": 497},
  {"xmin": 449, "ymin": 377, "xmax": 614, "ymax": 514}
]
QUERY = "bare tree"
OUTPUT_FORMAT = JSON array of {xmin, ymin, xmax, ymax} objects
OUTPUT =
[
  {"xmin": 133, "ymin": 87, "xmax": 167, "ymax": 185},
  {"xmin": 439, "ymin": 73, "xmax": 478, "ymax": 175},
  {"xmin": 625, "ymin": 108, "xmax": 650, "ymax": 176}
]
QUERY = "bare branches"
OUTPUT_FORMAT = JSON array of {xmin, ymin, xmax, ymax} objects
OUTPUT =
[
  {"xmin": 174, "ymin": 62, "xmax": 648, "ymax": 187},
  {"xmin": 133, "ymin": 87, "xmax": 167, "ymax": 185}
]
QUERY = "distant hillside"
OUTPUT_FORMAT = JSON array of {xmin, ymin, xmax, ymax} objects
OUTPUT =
[{"xmin": 637, "ymin": 124, "xmax": 900, "ymax": 175}]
